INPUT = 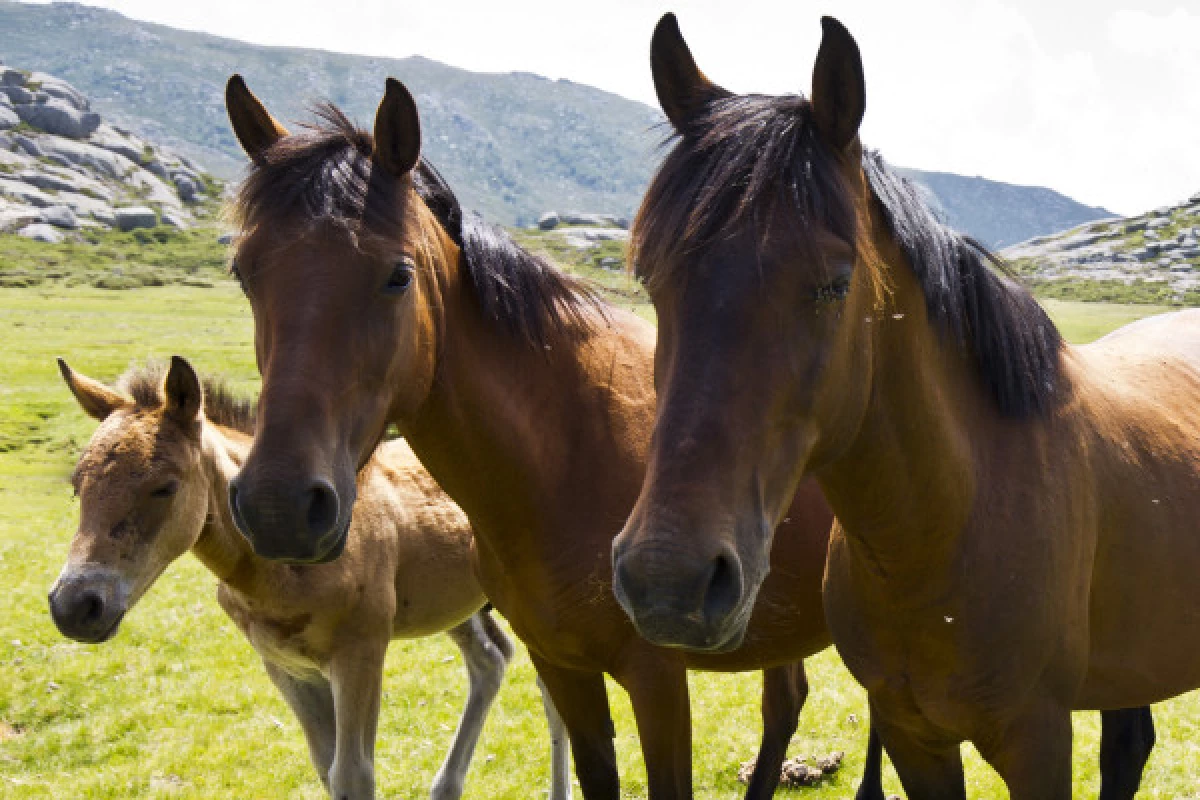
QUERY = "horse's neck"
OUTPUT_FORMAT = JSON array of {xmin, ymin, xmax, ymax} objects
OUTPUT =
[
  {"xmin": 404, "ymin": 276, "xmax": 654, "ymax": 542},
  {"xmin": 817, "ymin": 264, "xmax": 988, "ymax": 574},
  {"xmin": 192, "ymin": 423, "xmax": 256, "ymax": 586}
]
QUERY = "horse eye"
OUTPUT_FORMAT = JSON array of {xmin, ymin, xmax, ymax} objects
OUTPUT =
[
  {"xmin": 150, "ymin": 480, "xmax": 180, "ymax": 499},
  {"xmin": 815, "ymin": 274, "xmax": 852, "ymax": 305},
  {"xmin": 384, "ymin": 258, "xmax": 415, "ymax": 295}
]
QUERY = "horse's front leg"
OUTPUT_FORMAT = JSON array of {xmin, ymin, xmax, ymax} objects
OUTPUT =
[
  {"xmin": 530, "ymin": 656, "xmax": 620, "ymax": 800},
  {"xmin": 614, "ymin": 653, "xmax": 692, "ymax": 800},
  {"xmin": 537, "ymin": 674, "xmax": 574, "ymax": 800},
  {"xmin": 327, "ymin": 637, "xmax": 389, "ymax": 800},
  {"xmin": 1099, "ymin": 706, "xmax": 1155, "ymax": 800},
  {"xmin": 263, "ymin": 661, "xmax": 337, "ymax": 793},
  {"xmin": 974, "ymin": 695, "xmax": 1073, "ymax": 800},
  {"xmin": 430, "ymin": 612, "xmax": 512, "ymax": 800},
  {"xmin": 870, "ymin": 696, "xmax": 966, "ymax": 800}
]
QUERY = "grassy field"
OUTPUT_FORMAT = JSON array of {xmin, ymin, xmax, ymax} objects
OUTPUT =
[{"xmin": 2, "ymin": 276, "xmax": 1199, "ymax": 798}]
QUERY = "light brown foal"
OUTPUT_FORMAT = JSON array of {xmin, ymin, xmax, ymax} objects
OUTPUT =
[{"xmin": 49, "ymin": 357, "xmax": 570, "ymax": 800}]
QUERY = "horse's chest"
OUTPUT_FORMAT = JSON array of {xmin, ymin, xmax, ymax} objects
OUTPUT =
[
  {"xmin": 218, "ymin": 588, "xmax": 327, "ymax": 677},
  {"xmin": 474, "ymin": 547, "xmax": 623, "ymax": 670}
]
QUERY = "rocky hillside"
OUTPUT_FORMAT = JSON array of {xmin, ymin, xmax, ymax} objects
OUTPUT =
[
  {"xmin": 1004, "ymin": 191, "xmax": 1200, "ymax": 299},
  {"xmin": 0, "ymin": 0, "xmax": 659, "ymax": 227},
  {"xmin": 0, "ymin": 61, "xmax": 217, "ymax": 242},
  {"xmin": 901, "ymin": 168, "xmax": 1113, "ymax": 250},
  {"xmin": 1, "ymin": 2, "xmax": 1112, "ymax": 246}
]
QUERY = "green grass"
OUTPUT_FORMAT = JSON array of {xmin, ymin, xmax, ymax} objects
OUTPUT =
[
  {"xmin": 0, "ymin": 226, "xmax": 229, "ymax": 290},
  {"xmin": 2, "ymin": 276, "xmax": 1200, "ymax": 797}
]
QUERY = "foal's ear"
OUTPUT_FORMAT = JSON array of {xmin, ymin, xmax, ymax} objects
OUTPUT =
[
  {"xmin": 811, "ymin": 16, "xmax": 866, "ymax": 152},
  {"xmin": 373, "ymin": 78, "xmax": 421, "ymax": 178},
  {"xmin": 225, "ymin": 74, "xmax": 290, "ymax": 162},
  {"xmin": 57, "ymin": 358, "xmax": 131, "ymax": 421},
  {"xmin": 650, "ymin": 13, "xmax": 731, "ymax": 131},
  {"xmin": 163, "ymin": 356, "xmax": 203, "ymax": 428}
]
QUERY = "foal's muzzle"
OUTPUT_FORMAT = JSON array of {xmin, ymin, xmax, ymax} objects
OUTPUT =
[{"xmin": 48, "ymin": 567, "xmax": 129, "ymax": 644}]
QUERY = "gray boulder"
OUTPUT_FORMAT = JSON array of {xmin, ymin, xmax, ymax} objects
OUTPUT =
[
  {"xmin": 42, "ymin": 204, "xmax": 78, "ymax": 230},
  {"xmin": 1, "ymin": 85, "xmax": 34, "ymax": 105},
  {"xmin": 114, "ymin": 206, "xmax": 158, "ymax": 231},
  {"xmin": 0, "ymin": 177, "xmax": 55, "ymax": 207},
  {"xmin": 17, "ymin": 169, "xmax": 79, "ymax": 193},
  {"xmin": 0, "ymin": 206, "xmax": 45, "ymax": 233},
  {"xmin": 125, "ymin": 168, "xmax": 183, "ymax": 210},
  {"xmin": 173, "ymin": 174, "xmax": 198, "ymax": 203},
  {"xmin": 537, "ymin": 211, "xmax": 560, "ymax": 230},
  {"xmin": 0, "ymin": 106, "xmax": 17, "ymax": 131},
  {"xmin": 89, "ymin": 125, "xmax": 146, "ymax": 162},
  {"xmin": 17, "ymin": 222, "xmax": 64, "ymax": 243},
  {"xmin": 29, "ymin": 73, "xmax": 89, "ymax": 112},
  {"xmin": 217, "ymin": 232, "xmax": 235, "ymax": 245},
  {"xmin": 160, "ymin": 210, "xmax": 190, "ymax": 229},
  {"xmin": 35, "ymin": 137, "xmax": 133, "ymax": 179},
  {"xmin": 0, "ymin": 67, "xmax": 26, "ymax": 87},
  {"xmin": 15, "ymin": 99, "xmax": 102, "ymax": 139},
  {"xmin": 0, "ymin": 91, "xmax": 11, "ymax": 109},
  {"xmin": 13, "ymin": 133, "xmax": 42, "ymax": 158}
]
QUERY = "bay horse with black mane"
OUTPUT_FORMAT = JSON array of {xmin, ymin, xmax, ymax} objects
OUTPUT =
[
  {"xmin": 50, "ymin": 357, "xmax": 569, "ymax": 800},
  {"xmin": 612, "ymin": 12, "xmax": 1195, "ymax": 800},
  {"xmin": 219, "ymin": 76, "xmax": 889, "ymax": 799}
]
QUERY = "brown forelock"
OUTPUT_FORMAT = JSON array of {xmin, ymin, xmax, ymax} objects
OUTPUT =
[
  {"xmin": 632, "ymin": 88, "xmax": 1063, "ymax": 418},
  {"xmin": 630, "ymin": 92, "xmax": 858, "ymax": 294},
  {"xmin": 228, "ymin": 100, "xmax": 607, "ymax": 353}
]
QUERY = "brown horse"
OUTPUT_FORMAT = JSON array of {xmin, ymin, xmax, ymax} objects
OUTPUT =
[
  {"xmin": 218, "ymin": 76, "xmax": 887, "ymax": 799},
  {"xmin": 612, "ymin": 13, "xmax": 1191, "ymax": 800},
  {"xmin": 50, "ymin": 357, "xmax": 570, "ymax": 800}
]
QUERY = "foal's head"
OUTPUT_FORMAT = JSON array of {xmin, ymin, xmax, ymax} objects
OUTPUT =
[
  {"xmin": 612, "ymin": 15, "xmax": 1062, "ymax": 650},
  {"xmin": 223, "ymin": 77, "xmax": 456, "ymax": 563},
  {"xmin": 50, "ymin": 358, "xmax": 213, "ymax": 643}
]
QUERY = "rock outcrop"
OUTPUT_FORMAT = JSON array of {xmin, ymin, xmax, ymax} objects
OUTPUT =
[
  {"xmin": 0, "ymin": 60, "xmax": 217, "ymax": 240},
  {"xmin": 1004, "ymin": 192, "xmax": 1200, "ymax": 295}
]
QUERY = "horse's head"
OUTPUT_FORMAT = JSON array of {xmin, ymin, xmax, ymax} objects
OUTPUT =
[
  {"xmin": 50, "ymin": 357, "xmax": 210, "ymax": 643},
  {"xmin": 612, "ymin": 14, "xmax": 881, "ymax": 651},
  {"xmin": 224, "ymin": 76, "xmax": 458, "ymax": 563}
]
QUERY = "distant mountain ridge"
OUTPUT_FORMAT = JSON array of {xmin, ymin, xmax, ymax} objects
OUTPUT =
[{"xmin": 0, "ymin": 1, "xmax": 1113, "ymax": 241}]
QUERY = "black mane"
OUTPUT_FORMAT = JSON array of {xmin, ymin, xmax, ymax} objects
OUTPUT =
[
  {"xmin": 633, "ymin": 93, "xmax": 1062, "ymax": 418},
  {"xmin": 118, "ymin": 362, "xmax": 257, "ymax": 434},
  {"xmin": 232, "ymin": 103, "xmax": 603, "ymax": 351}
]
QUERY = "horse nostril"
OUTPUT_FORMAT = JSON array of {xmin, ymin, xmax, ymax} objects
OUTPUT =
[
  {"xmin": 702, "ymin": 550, "xmax": 744, "ymax": 627},
  {"xmin": 304, "ymin": 479, "xmax": 339, "ymax": 538},
  {"xmin": 79, "ymin": 590, "xmax": 105, "ymax": 624}
]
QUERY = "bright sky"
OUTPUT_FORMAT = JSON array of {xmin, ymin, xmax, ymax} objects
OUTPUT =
[{"xmin": 27, "ymin": 0, "xmax": 1200, "ymax": 215}]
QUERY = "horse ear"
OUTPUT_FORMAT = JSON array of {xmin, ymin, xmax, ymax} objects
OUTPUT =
[
  {"xmin": 811, "ymin": 16, "xmax": 866, "ymax": 152},
  {"xmin": 373, "ymin": 78, "xmax": 421, "ymax": 178},
  {"xmin": 225, "ymin": 74, "xmax": 289, "ymax": 161},
  {"xmin": 163, "ymin": 356, "xmax": 203, "ymax": 427},
  {"xmin": 650, "ymin": 13, "xmax": 730, "ymax": 131},
  {"xmin": 57, "ymin": 358, "xmax": 130, "ymax": 421}
]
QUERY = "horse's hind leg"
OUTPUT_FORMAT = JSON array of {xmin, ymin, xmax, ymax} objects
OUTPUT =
[
  {"xmin": 1099, "ymin": 706, "xmax": 1156, "ymax": 800},
  {"xmin": 264, "ymin": 661, "xmax": 337, "ymax": 792},
  {"xmin": 742, "ymin": 663, "xmax": 807, "ymax": 800},
  {"xmin": 855, "ymin": 725, "xmax": 886, "ymax": 800},
  {"xmin": 431, "ymin": 611, "xmax": 512, "ymax": 800},
  {"xmin": 537, "ymin": 675, "xmax": 574, "ymax": 800}
]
